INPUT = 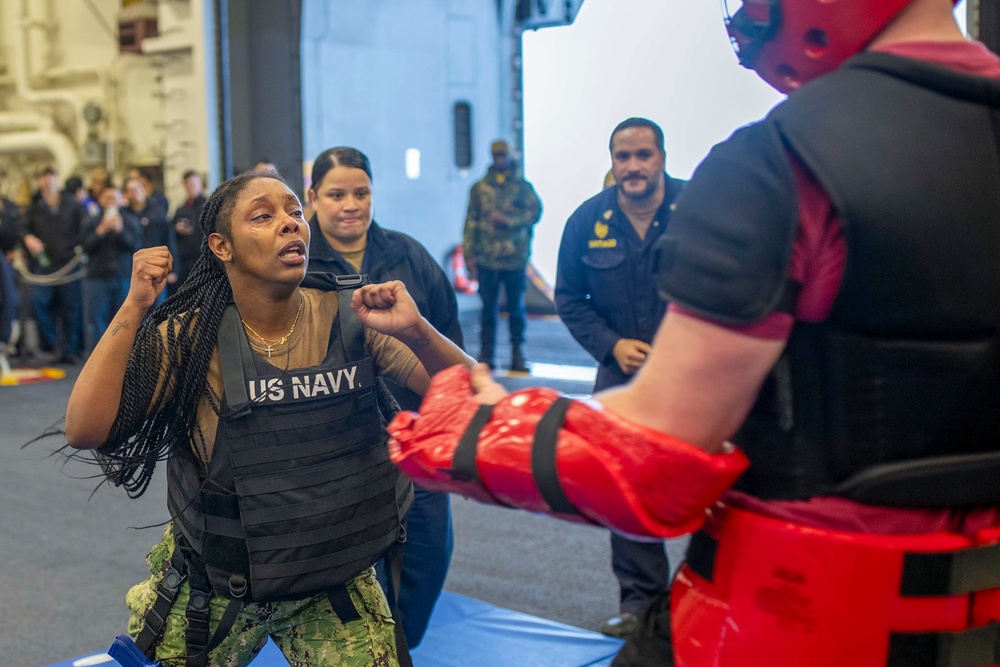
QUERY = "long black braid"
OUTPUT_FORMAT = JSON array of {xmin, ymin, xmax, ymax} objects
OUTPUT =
[{"xmin": 95, "ymin": 171, "xmax": 286, "ymax": 498}]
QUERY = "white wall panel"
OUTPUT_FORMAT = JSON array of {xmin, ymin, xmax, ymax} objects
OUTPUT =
[{"xmin": 301, "ymin": 0, "xmax": 503, "ymax": 267}]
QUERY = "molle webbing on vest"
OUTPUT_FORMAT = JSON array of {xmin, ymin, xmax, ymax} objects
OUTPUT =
[{"xmin": 169, "ymin": 286, "xmax": 405, "ymax": 603}]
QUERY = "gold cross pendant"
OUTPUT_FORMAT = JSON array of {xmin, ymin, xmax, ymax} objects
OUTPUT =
[{"xmin": 265, "ymin": 345, "xmax": 274, "ymax": 358}]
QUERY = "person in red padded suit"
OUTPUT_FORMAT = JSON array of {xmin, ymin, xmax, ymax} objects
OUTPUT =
[{"xmin": 389, "ymin": 1, "xmax": 1000, "ymax": 665}]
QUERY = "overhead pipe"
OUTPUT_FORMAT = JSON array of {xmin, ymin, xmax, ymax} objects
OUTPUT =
[
  {"xmin": 18, "ymin": 0, "xmax": 114, "ymax": 169},
  {"xmin": 38, "ymin": 65, "xmax": 109, "ymax": 92},
  {"xmin": 0, "ymin": 111, "xmax": 52, "ymax": 133},
  {"xmin": 29, "ymin": 0, "xmax": 111, "ymax": 96},
  {"xmin": 11, "ymin": 0, "xmax": 86, "ymax": 147},
  {"xmin": 0, "ymin": 129, "xmax": 79, "ymax": 178}
]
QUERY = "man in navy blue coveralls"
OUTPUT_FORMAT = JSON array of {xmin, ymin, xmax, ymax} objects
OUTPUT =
[{"xmin": 555, "ymin": 118, "xmax": 685, "ymax": 637}]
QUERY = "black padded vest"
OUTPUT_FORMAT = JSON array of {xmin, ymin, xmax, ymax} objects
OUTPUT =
[
  {"xmin": 167, "ymin": 285, "xmax": 411, "ymax": 601},
  {"xmin": 658, "ymin": 53, "xmax": 1000, "ymax": 501}
]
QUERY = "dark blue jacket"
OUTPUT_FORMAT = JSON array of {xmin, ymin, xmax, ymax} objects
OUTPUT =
[
  {"xmin": 171, "ymin": 194, "xmax": 207, "ymax": 285},
  {"xmin": 23, "ymin": 192, "xmax": 86, "ymax": 272},
  {"xmin": 1, "ymin": 197, "xmax": 20, "ymax": 345},
  {"xmin": 0, "ymin": 252, "xmax": 16, "ymax": 345},
  {"xmin": 131, "ymin": 203, "xmax": 177, "ymax": 258},
  {"xmin": 0, "ymin": 197, "xmax": 20, "ymax": 253},
  {"xmin": 308, "ymin": 218, "xmax": 463, "ymax": 411},
  {"xmin": 555, "ymin": 178, "xmax": 684, "ymax": 391},
  {"xmin": 80, "ymin": 208, "xmax": 142, "ymax": 280}
]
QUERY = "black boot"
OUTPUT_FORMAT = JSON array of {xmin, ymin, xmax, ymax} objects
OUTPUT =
[
  {"xmin": 510, "ymin": 346, "xmax": 528, "ymax": 373},
  {"xmin": 611, "ymin": 590, "xmax": 674, "ymax": 666}
]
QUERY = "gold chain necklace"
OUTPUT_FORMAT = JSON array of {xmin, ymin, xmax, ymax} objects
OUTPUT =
[{"xmin": 241, "ymin": 294, "xmax": 304, "ymax": 358}]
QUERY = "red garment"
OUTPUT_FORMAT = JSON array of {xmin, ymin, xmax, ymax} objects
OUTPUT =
[{"xmin": 673, "ymin": 41, "xmax": 1000, "ymax": 536}]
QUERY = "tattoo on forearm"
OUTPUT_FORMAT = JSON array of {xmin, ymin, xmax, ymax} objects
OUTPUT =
[
  {"xmin": 111, "ymin": 320, "xmax": 131, "ymax": 336},
  {"xmin": 409, "ymin": 337, "xmax": 430, "ymax": 349}
]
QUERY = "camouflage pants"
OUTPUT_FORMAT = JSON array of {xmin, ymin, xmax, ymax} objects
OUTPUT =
[{"xmin": 125, "ymin": 526, "xmax": 399, "ymax": 667}]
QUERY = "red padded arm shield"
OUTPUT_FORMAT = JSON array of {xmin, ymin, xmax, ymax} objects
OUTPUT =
[{"xmin": 388, "ymin": 366, "xmax": 749, "ymax": 539}]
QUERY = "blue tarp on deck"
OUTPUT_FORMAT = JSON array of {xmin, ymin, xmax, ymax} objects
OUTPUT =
[{"xmin": 46, "ymin": 591, "xmax": 623, "ymax": 667}]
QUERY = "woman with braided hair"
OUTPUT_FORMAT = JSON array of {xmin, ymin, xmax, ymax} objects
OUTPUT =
[{"xmin": 66, "ymin": 169, "xmax": 473, "ymax": 667}]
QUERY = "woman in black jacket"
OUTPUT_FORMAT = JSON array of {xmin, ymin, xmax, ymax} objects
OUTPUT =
[{"xmin": 307, "ymin": 146, "xmax": 463, "ymax": 648}]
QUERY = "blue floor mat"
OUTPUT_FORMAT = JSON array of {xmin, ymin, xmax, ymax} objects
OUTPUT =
[{"xmin": 45, "ymin": 592, "xmax": 623, "ymax": 667}]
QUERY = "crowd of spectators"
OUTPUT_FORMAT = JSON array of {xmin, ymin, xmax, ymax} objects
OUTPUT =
[{"xmin": 0, "ymin": 164, "xmax": 209, "ymax": 366}]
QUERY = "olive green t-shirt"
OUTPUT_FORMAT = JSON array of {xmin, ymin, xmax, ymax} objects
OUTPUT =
[{"xmin": 340, "ymin": 248, "xmax": 365, "ymax": 273}]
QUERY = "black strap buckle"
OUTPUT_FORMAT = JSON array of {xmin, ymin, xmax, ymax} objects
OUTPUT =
[
  {"xmin": 184, "ymin": 591, "xmax": 212, "ymax": 657},
  {"xmin": 188, "ymin": 591, "xmax": 210, "ymax": 614},
  {"xmin": 161, "ymin": 568, "xmax": 183, "ymax": 592},
  {"xmin": 333, "ymin": 273, "xmax": 367, "ymax": 289},
  {"xmin": 142, "ymin": 607, "xmax": 167, "ymax": 633},
  {"xmin": 135, "ymin": 546, "xmax": 189, "ymax": 656}
]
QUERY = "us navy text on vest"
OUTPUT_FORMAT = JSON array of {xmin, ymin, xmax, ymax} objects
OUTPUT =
[{"xmin": 247, "ymin": 361, "xmax": 374, "ymax": 405}]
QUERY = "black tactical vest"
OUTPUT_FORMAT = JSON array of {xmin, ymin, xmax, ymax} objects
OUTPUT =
[
  {"xmin": 658, "ymin": 53, "xmax": 1000, "ymax": 502},
  {"xmin": 167, "ymin": 284, "xmax": 412, "ymax": 601}
]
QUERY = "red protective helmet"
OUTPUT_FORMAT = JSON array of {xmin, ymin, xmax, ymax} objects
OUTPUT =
[{"xmin": 724, "ymin": 0, "xmax": 960, "ymax": 93}]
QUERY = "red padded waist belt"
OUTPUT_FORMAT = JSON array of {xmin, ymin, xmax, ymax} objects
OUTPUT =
[{"xmin": 672, "ymin": 505, "xmax": 1000, "ymax": 667}]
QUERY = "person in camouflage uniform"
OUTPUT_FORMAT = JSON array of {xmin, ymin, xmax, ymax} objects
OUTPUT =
[
  {"xmin": 125, "ymin": 528, "xmax": 397, "ymax": 667},
  {"xmin": 462, "ymin": 140, "xmax": 542, "ymax": 372}
]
